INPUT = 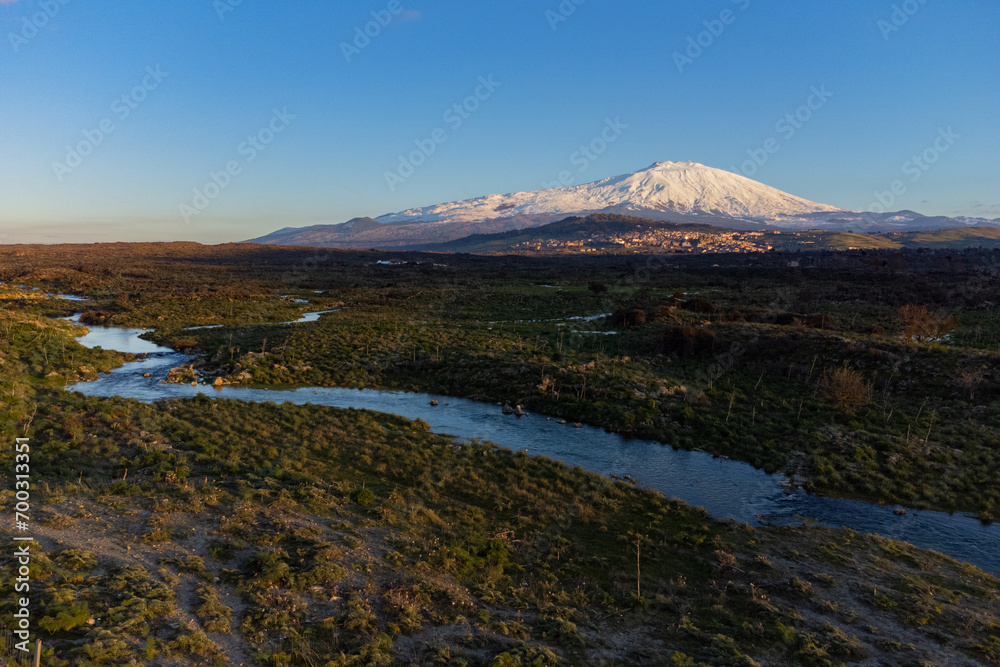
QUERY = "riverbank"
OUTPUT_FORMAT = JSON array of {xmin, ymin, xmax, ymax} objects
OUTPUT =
[{"xmin": 68, "ymin": 318, "xmax": 1000, "ymax": 576}]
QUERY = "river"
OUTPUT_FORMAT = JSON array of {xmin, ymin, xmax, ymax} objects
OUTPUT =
[{"xmin": 65, "ymin": 318, "xmax": 1000, "ymax": 575}]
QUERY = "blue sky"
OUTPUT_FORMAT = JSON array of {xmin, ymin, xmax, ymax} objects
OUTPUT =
[{"xmin": 1, "ymin": 0, "xmax": 998, "ymax": 243}]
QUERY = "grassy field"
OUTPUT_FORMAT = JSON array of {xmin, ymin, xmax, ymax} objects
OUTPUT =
[
  {"xmin": 48, "ymin": 245, "xmax": 998, "ymax": 517},
  {"xmin": 1, "ymin": 243, "xmax": 999, "ymax": 665}
]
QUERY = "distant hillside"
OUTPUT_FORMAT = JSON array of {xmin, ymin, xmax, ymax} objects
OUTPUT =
[
  {"xmin": 403, "ymin": 215, "xmax": 1000, "ymax": 256},
  {"xmin": 887, "ymin": 226, "xmax": 1000, "ymax": 249},
  {"xmin": 246, "ymin": 216, "xmax": 545, "ymax": 249},
  {"xmin": 248, "ymin": 213, "xmax": 1000, "ymax": 256},
  {"xmin": 248, "ymin": 217, "xmax": 384, "ymax": 247},
  {"xmin": 409, "ymin": 214, "xmax": 900, "ymax": 255},
  {"xmin": 415, "ymin": 214, "xmax": 720, "ymax": 252}
]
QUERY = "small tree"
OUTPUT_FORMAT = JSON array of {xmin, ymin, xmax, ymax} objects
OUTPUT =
[
  {"xmin": 820, "ymin": 366, "xmax": 872, "ymax": 415},
  {"xmin": 953, "ymin": 367, "xmax": 986, "ymax": 400},
  {"xmin": 659, "ymin": 326, "xmax": 716, "ymax": 358},
  {"xmin": 897, "ymin": 304, "xmax": 956, "ymax": 344},
  {"xmin": 609, "ymin": 309, "xmax": 647, "ymax": 328}
]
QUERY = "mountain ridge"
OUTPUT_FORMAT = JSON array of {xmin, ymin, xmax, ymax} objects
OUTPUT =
[
  {"xmin": 374, "ymin": 161, "xmax": 845, "ymax": 226},
  {"xmin": 247, "ymin": 161, "xmax": 998, "ymax": 249}
]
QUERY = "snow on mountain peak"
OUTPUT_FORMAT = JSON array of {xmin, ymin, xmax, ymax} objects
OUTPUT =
[{"xmin": 376, "ymin": 161, "xmax": 846, "ymax": 226}]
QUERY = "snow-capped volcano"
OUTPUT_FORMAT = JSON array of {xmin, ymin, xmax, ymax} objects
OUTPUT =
[
  {"xmin": 248, "ymin": 161, "xmax": 997, "ymax": 248},
  {"xmin": 376, "ymin": 161, "xmax": 845, "ymax": 225}
]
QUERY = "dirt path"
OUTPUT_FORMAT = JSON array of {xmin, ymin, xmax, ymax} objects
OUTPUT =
[{"xmin": 34, "ymin": 500, "xmax": 253, "ymax": 666}]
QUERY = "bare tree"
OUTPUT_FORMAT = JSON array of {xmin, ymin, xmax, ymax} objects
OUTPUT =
[
  {"xmin": 953, "ymin": 367, "xmax": 986, "ymax": 400},
  {"xmin": 627, "ymin": 532, "xmax": 649, "ymax": 599}
]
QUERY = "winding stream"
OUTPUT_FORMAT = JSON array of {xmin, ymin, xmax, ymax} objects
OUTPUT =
[{"xmin": 66, "ymin": 319, "xmax": 1000, "ymax": 575}]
